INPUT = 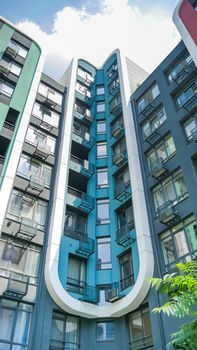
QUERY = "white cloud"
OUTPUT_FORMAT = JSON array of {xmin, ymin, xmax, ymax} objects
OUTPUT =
[{"xmin": 16, "ymin": 0, "xmax": 180, "ymax": 80}]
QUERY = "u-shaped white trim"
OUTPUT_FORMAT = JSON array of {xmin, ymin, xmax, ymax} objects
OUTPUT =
[{"xmin": 45, "ymin": 50, "xmax": 154, "ymax": 318}]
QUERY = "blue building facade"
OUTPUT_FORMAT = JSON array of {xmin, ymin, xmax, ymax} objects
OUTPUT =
[{"xmin": 0, "ymin": 0, "xmax": 196, "ymax": 349}]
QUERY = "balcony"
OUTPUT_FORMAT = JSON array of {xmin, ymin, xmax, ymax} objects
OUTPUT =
[
  {"xmin": 120, "ymin": 273, "xmax": 134, "ymax": 291},
  {"xmin": 5, "ymin": 43, "xmax": 18, "ymax": 59},
  {"xmin": 67, "ymin": 187, "xmax": 94, "ymax": 213},
  {"xmin": 150, "ymin": 157, "xmax": 169, "ymax": 180},
  {"xmin": 179, "ymin": 91, "xmax": 197, "ymax": 112},
  {"xmin": 140, "ymin": 98, "xmax": 159, "ymax": 118},
  {"xmin": 105, "ymin": 282, "xmax": 122, "ymax": 302},
  {"xmin": 0, "ymin": 60, "xmax": 10, "ymax": 77},
  {"xmin": 64, "ymin": 223, "xmax": 87, "ymax": 240},
  {"xmin": 26, "ymin": 174, "xmax": 45, "ymax": 195},
  {"xmin": 75, "ymin": 237, "xmax": 94, "ymax": 258},
  {"xmin": 113, "ymin": 151, "xmax": 127, "ymax": 167},
  {"xmin": 72, "ymin": 129, "xmax": 95, "ymax": 150},
  {"xmin": 3, "ymin": 272, "xmax": 29, "ymax": 300},
  {"xmin": 191, "ymin": 126, "xmax": 197, "ymax": 142},
  {"xmin": 110, "ymin": 101, "xmax": 122, "ymax": 118},
  {"xmin": 16, "ymin": 217, "xmax": 38, "ymax": 241},
  {"xmin": 115, "ymin": 181, "xmax": 131, "ymax": 202},
  {"xmin": 171, "ymin": 60, "xmax": 196, "ymax": 85},
  {"xmin": 129, "ymin": 335, "xmax": 153, "ymax": 350},
  {"xmin": 158, "ymin": 200, "xmax": 180, "ymax": 225},
  {"xmin": 78, "ymin": 73, "xmax": 94, "ymax": 88},
  {"xmin": 116, "ymin": 221, "xmax": 135, "ymax": 247},
  {"xmin": 108, "ymin": 67, "xmax": 118, "ymax": 83},
  {"xmin": 33, "ymin": 141, "xmax": 51, "ymax": 160},
  {"xmin": 111, "ymin": 121, "xmax": 124, "ymax": 139},
  {"xmin": 74, "ymin": 106, "xmax": 94, "ymax": 124},
  {"xmin": 109, "ymin": 81, "xmax": 120, "ymax": 97},
  {"xmin": 67, "ymin": 278, "xmax": 98, "ymax": 303},
  {"xmin": 70, "ymin": 155, "xmax": 94, "ymax": 178}
]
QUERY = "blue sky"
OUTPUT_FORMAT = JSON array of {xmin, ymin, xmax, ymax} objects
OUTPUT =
[{"xmin": 3, "ymin": 0, "xmax": 181, "ymax": 79}]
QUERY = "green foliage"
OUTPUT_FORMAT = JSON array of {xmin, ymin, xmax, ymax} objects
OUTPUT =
[{"xmin": 149, "ymin": 261, "xmax": 197, "ymax": 349}]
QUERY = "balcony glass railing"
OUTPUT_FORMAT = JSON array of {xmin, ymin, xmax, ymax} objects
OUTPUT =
[
  {"xmin": 76, "ymin": 237, "xmax": 94, "ymax": 257},
  {"xmin": 16, "ymin": 217, "xmax": 38, "ymax": 241},
  {"xmin": 67, "ymin": 277, "xmax": 97, "ymax": 303},
  {"xmin": 3, "ymin": 272, "xmax": 29, "ymax": 299},
  {"xmin": 116, "ymin": 221, "xmax": 135, "ymax": 246},
  {"xmin": 105, "ymin": 282, "xmax": 122, "ymax": 302},
  {"xmin": 158, "ymin": 200, "xmax": 180, "ymax": 225},
  {"xmin": 67, "ymin": 187, "xmax": 94, "ymax": 213},
  {"xmin": 129, "ymin": 335, "xmax": 153, "ymax": 350},
  {"xmin": 111, "ymin": 121, "xmax": 124, "ymax": 138},
  {"xmin": 113, "ymin": 150, "xmax": 127, "ymax": 166},
  {"xmin": 73, "ymin": 128, "xmax": 95, "ymax": 148},
  {"xmin": 5, "ymin": 43, "xmax": 18, "ymax": 58},
  {"xmin": 115, "ymin": 181, "xmax": 130, "ymax": 200},
  {"xmin": 150, "ymin": 157, "xmax": 168, "ymax": 179},
  {"xmin": 120, "ymin": 273, "xmax": 134, "ymax": 290},
  {"xmin": 70, "ymin": 155, "xmax": 94, "ymax": 177}
]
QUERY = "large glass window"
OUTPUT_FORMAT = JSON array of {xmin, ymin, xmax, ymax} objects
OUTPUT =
[
  {"xmin": 166, "ymin": 53, "xmax": 192, "ymax": 83},
  {"xmin": 0, "ymin": 81, "xmax": 14, "ymax": 98},
  {"xmin": 96, "ymin": 102, "xmax": 105, "ymax": 113},
  {"xmin": 25, "ymin": 126, "xmax": 56, "ymax": 154},
  {"xmin": 175, "ymin": 80, "xmax": 197, "ymax": 108},
  {"xmin": 97, "ymin": 121, "xmax": 106, "ymax": 134},
  {"xmin": 0, "ymin": 237, "xmax": 40, "ymax": 283},
  {"xmin": 96, "ymin": 321, "xmax": 115, "ymax": 342},
  {"xmin": 64, "ymin": 209, "xmax": 86, "ymax": 239},
  {"xmin": 0, "ymin": 299, "xmax": 32, "ymax": 350},
  {"xmin": 17, "ymin": 154, "xmax": 52, "ymax": 186},
  {"xmin": 137, "ymin": 83, "xmax": 160, "ymax": 113},
  {"xmin": 147, "ymin": 134, "xmax": 176, "ymax": 169},
  {"xmin": 152, "ymin": 169, "xmax": 188, "ymax": 211},
  {"xmin": 129, "ymin": 306, "xmax": 153, "ymax": 350},
  {"xmin": 97, "ymin": 199, "xmax": 110, "ymax": 225},
  {"xmin": 97, "ymin": 238, "xmax": 112, "ymax": 270},
  {"xmin": 38, "ymin": 83, "xmax": 62, "ymax": 105},
  {"xmin": 67, "ymin": 256, "xmax": 86, "ymax": 294},
  {"xmin": 7, "ymin": 189, "xmax": 47, "ymax": 229},
  {"xmin": 160, "ymin": 215, "xmax": 197, "ymax": 271},
  {"xmin": 97, "ymin": 142, "xmax": 107, "ymax": 158},
  {"xmin": 183, "ymin": 113, "xmax": 197, "ymax": 141},
  {"xmin": 32, "ymin": 102, "xmax": 59, "ymax": 128},
  {"xmin": 50, "ymin": 312, "xmax": 80, "ymax": 350},
  {"xmin": 119, "ymin": 251, "xmax": 133, "ymax": 290},
  {"xmin": 142, "ymin": 105, "xmax": 167, "ymax": 139},
  {"xmin": 97, "ymin": 168, "xmax": 108, "ymax": 188}
]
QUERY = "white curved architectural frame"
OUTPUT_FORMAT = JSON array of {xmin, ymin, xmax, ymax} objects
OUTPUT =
[{"xmin": 45, "ymin": 50, "xmax": 154, "ymax": 318}]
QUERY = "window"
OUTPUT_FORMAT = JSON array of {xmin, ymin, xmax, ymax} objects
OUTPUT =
[
  {"xmin": 67, "ymin": 256, "xmax": 86, "ymax": 294},
  {"xmin": 0, "ymin": 299, "xmax": 32, "ymax": 349},
  {"xmin": 137, "ymin": 83, "xmax": 160, "ymax": 113},
  {"xmin": 32, "ymin": 102, "xmax": 59, "ymax": 128},
  {"xmin": 25, "ymin": 126, "xmax": 56, "ymax": 154},
  {"xmin": 160, "ymin": 215, "xmax": 197, "ymax": 271},
  {"xmin": 115, "ymin": 167, "xmax": 130, "ymax": 196},
  {"xmin": 96, "ymin": 102, "xmax": 105, "ymax": 113},
  {"xmin": 0, "ymin": 237, "xmax": 40, "ymax": 282},
  {"xmin": 65, "ymin": 209, "xmax": 86, "ymax": 239},
  {"xmin": 97, "ymin": 199, "xmax": 110, "ymax": 224},
  {"xmin": 98, "ymin": 287, "xmax": 110, "ymax": 305},
  {"xmin": 166, "ymin": 53, "xmax": 192, "ymax": 83},
  {"xmin": 97, "ymin": 237, "xmax": 112, "ymax": 269},
  {"xmin": 108, "ymin": 62, "xmax": 118, "ymax": 79},
  {"xmin": 96, "ymin": 321, "xmax": 115, "ymax": 341},
  {"xmin": 97, "ymin": 168, "xmax": 108, "ymax": 188},
  {"xmin": 76, "ymin": 81, "xmax": 91, "ymax": 98},
  {"xmin": 97, "ymin": 121, "xmax": 106, "ymax": 134},
  {"xmin": 97, "ymin": 86, "xmax": 105, "ymax": 95},
  {"xmin": 77, "ymin": 67, "xmax": 93, "ymax": 83},
  {"xmin": 97, "ymin": 142, "xmax": 107, "ymax": 158},
  {"xmin": 0, "ymin": 81, "xmax": 14, "ymax": 97},
  {"xmin": 7, "ymin": 189, "xmax": 47, "ymax": 229},
  {"xmin": 142, "ymin": 105, "xmax": 167, "ymax": 139},
  {"xmin": 38, "ymin": 83, "xmax": 62, "ymax": 105},
  {"xmin": 17, "ymin": 154, "xmax": 52, "ymax": 186},
  {"xmin": 152, "ymin": 169, "xmax": 188, "ymax": 211},
  {"xmin": 129, "ymin": 306, "xmax": 153, "ymax": 350},
  {"xmin": 50, "ymin": 312, "xmax": 80, "ymax": 350},
  {"xmin": 119, "ymin": 251, "xmax": 134, "ymax": 290},
  {"xmin": 175, "ymin": 80, "xmax": 197, "ymax": 108},
  {"xmin": 147, "ymin": 134, "xmax": 176, "ymax": 169},
  {"xmin": 183, "ymin": 113, "xmax": 197, "ymax": 141},
  {"xmin": 108, "ymin": 77, "xmax": 119, "ymax": 94}
]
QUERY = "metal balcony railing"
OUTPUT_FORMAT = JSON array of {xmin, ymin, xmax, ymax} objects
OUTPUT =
[
  {"xmin": 115, "ymin": 181, "xmax": 131, "ymax": 202},
  {"xmin": 177, "ymin": 89, "xmax": 197, "ymax": 112},
  {"xmin": 150, "ymin": 157, "xmax": 168, "ymax": 180},
  {"xmin": 76, "ymin": 237, "xmax": 94, "ymax": 257},
  {"xmin": 120, "ymin": 273, "xmax": 134, "ymax": 291},
  {"xmin": 3, "ymin": 272, "xmax": 29, "ymax": 300},
  {"xmin": 105, "ymin": 282, "xmax": 122, "ymax": 302},
  {"xmin": 5, "ymin": 43, "xmax": 18, "ymax": 59},
  {"xmin": 129, "ymin": 335, "xmax": 153, "ymax": 350},
  {"xmin": 170, "ymin": 60, "xmax": 196, "ymax": 85},
  {"xmin": 113, "ymin": 150, "xmax": 127, "ymax": 166},
  {"xmin": 64, "ymin": 223, "xmax": 87, "ymax": 240},
  {"xmin": 111, "ymin": 121, "xmax": 124, "ymax": 138},
  {"xmin": 140, "ymin": 97, "xmax": 160, "ymax": 117},
  {"xmin": 67, "ymin": 277, "xmax": 98, "ymax": 303},
  {"xmin": 16, "ymin": 217, "xmax": 38, "ymax": 241},
  {"xmin": 50, "ymin": 341, "xmax": 80, "ymax": 350},
  {"xmin": 67, "ymin": 187, "xmax": 94, "ymax": 213},
  {"xmin": 158, "ymin": 200, "xmax": 180, "ymax": 225},
  {"xmin": 116, "ymin": 221, "xmax": 135, "ymax": 247}
]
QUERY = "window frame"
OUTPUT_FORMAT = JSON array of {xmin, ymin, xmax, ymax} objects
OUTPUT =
[
  {"xmin": 97, "ymin": 142, "xmax": 107, "ymax": 158},
  {"xmin": 97, "ymin": 199, "xmax": 110, "ymax": 225},
  {"xmin": 96, "ymin": 237, "xmax": 112, "ymax": 270},
  {"xmin": 97, "ymin": 168, "xmax": 108, "ymax": 188}
]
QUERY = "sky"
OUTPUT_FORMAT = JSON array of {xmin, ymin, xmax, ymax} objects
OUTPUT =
[{"xmin": 1, "ymin": 0, "xmax": 181, "ymax": 80}]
